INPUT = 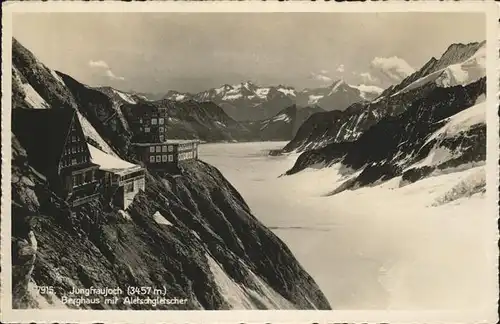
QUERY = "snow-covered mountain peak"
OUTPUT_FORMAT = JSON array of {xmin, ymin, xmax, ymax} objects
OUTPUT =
[{"xmin": 327, "ymin": 79, "xmax": 348, "ymax": 95}]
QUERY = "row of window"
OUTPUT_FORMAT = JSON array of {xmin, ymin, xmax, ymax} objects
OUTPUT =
[
  {"xmin": 61, "ymin": 155, "xmax": 89, "ymax": 167},
  {"xmin": 139, "ymin": 117, "xmax": 165, "ymax": 125},
  {"xmin": 124, "ymin": 182, "xmax": 134, "ymax": 193},
  {"xmin": 143, "ymin": 134, "xmax": 166, "ymax": 142},
  {"xmin": 70, "ymin": 134, "xmax": 83, "ymax": 143},
  {"xmin": 149, "ymin": 145, "xmax": 174, "ymax": 153},
  {"xmin": 123, "ymin": 178, "xmax": 146, "ymax": 193},
  {"xmin": 72, "ymin": 170, "xmax": 96, "ymax": 187},
  {"xmin": 119, "ymin": 170, "xmax": 145, "ymax": 182},
  {"xmin": 178, "ymin": 151, "xmax": 195, "ymax": 161},
  {"xmin": 179, "ymin": 143, "xmax": 195, "ymax": 150},
  {"xmin": 149, "ymin": 154, "xmax": 174, "ymax": 163},
  {"xmin": 142, "ymin": 126, "xmax": 166, "ymax": 133},
  {"xmin": 64, "ymin": 144, "xmax": 87, "ymax": 156}
]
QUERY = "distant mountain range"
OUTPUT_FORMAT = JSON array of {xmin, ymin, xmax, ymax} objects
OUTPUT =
[{"xmin": 163, "ymin": 80, "xmax": 383, "ymax": 121}]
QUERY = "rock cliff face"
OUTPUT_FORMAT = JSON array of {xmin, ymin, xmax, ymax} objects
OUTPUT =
[
  {"xmin": 282, "ymin": 41, "xmax": 486, "ymax": 198},
  {"xmin": 11, "ymin": 38, "xmax": 331, "ymax": 310},
  {"xmin": 285, "ymin": 78, "xmax": 486, "ymax": 192},
  {"xmin": 279, "ymin": 41, "xmax": 486, "ymax": 154}
]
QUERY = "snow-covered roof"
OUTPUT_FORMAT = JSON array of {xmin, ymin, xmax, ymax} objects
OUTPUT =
[{"xmin": 88, "ymin": 144, "xmax": 142, "ymax": 175}]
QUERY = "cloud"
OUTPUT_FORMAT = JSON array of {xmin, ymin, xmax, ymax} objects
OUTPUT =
[
  {"xmin": 310, "ymin": 71, "xmax": 332, "ymax": 83},
  {"xmin": 370, "ymin": 56, "xmax": 415, "ymax": 82},
  {"xmin": 105, "ymin": 69, "xmax": 125, "ymax": 81},
  {"xmin": 88, "ymin": 60, "xmax": 125, "ymax": 81},
  {"xmin": 360, "ymin": 72, "xmax": 379, "ymax": 84},
  {"xmin": 336, "ymin": 64, "xmax": 345, "ymax": 73},
  {"xmin": 89, "ymin": 60, "xmax": 109, "ymax": 69}
]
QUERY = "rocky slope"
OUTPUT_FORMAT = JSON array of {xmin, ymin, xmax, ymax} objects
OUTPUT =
[
  {"xmin": 285, "ymin": 76, "xmax": 486, "ymax": 194},
  {"xmin": 279, "ymin": 41, "xmax": 486, "ymax": 154},
  {"xmin": 11, "ymin": 38, "xmax": 331, "ymax": 310},
  {"xmin": 164, "ymin": 80, "xmax": 379, "ymax": 121}
]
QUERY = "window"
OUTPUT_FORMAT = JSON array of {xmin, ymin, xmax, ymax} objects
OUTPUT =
[
  {"xmin": 137, "ymin": 178, "xmax": 145, "ymax": 190},
  {"xmin": 162, "ymin": 145, "xmax": 167, "ymax": 152},
  {"xmin": 159, "ymin": 118, "xmax": 164, "ymax": 125},
  {"xmin": 149, "ymin": 146, "xmax": 155, "ymax": 153},
  {"xmin": 73, "ymin": 174, "xmax": 83, "ymax": 187},
  {"xmin": 72, "ymin": 147, "xmax": 76, "ymax": 153},
  {"xmin": 84, "ymin": 170, "xmax": 93, "ymax": 183},
  {"xmin": 159, "ymin": 127, "xmax": 164, "ymax": 133},
  {"xmin": 156, "ymin": 155, "xmax": 161, "ymax": 162},
  {"xmin": 151, "ymin": 118, "xmax": 158, "ymax": 125},
  {"xmin": 139, "ymin": 118, "xmax": 143, "ymax": 124},
  {"xmin": 162, "ymin": 155, "xmax": 167, "ymax": 162},
  {"xmin": 72, "ymin": 158, "xmax": 77, "ymax": 165},
  {"xmin": 159, "ymin": 135, "xmax": 164, "ymax": 142},
  {"xmin": 145, "ymin": 127, "xmax": 150, "ymax": 133},
  {"xmin": 168, "ymin": 155, "xmax": 173, "ymax": 162},
  {"xmin": 72, "ymin": 136, "xmax": 76, "ymax": 143},
  {"xmin": 124, "ymin": 182, "xmax": 134, "ymax": 193},
  {"xmin": 149, "ymin": 156, "xmax": 155, "ymax": 163},
  {"xmin": 168, "ymin": 145, "xmax": 173, "ymax": 152},
  {"xmin": 156, "ymin": 146, "xmax": 162, "ymax": 153}
]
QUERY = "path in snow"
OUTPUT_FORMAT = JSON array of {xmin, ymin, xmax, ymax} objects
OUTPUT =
[{"xmin": 200, "ymin": 142, "xmax": 494, "ymax": 311}]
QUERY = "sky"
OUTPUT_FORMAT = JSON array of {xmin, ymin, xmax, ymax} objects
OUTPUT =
[{"xmin": 12, "ymin": 12, "xmax": 485, "ymax": 94}]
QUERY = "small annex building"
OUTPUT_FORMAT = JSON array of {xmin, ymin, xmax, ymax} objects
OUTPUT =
[{"xmin": 87, "ymin": 144, "xmax": 145, "ymax": 210}]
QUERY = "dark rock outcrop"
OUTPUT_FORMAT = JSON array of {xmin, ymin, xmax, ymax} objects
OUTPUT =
[
  {"xmin": 286, "ymin": 78, "xmax": 486, "ymax": 193},
  {"xmin": 278, "ymin": 41, "xmax": 485, "ymax": 154}
]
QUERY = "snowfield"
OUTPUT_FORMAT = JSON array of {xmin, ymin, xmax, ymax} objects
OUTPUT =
[
  {"xmin": 77, "ymin": 111, "xmax": 118, "ymax": 156},
  {"xmin": 200, "ymin": 142, "xmax": 496, "ymax": 311},
  {"xmin": 425, "ymin": 101, "xmax": 485, "ymax": 146},
  {"xmin": 21, "ymin": 83, "xmax": 49, "ymax": 109},
  {"xmin": 113, "ymin": 89, "xmax": 137, "ymax": 104},
  {"xmin": 206, "ymin": 253, "xmax": 296, "ymax": 309}
]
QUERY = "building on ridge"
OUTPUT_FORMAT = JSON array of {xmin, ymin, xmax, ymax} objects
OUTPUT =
[
  {"xmin": 12, "ymin": 108, "xmax": 101, "ymax": 208},
  {"xmin": 123, "ymin": 103, "xmax": 200, "ymax": 170}
]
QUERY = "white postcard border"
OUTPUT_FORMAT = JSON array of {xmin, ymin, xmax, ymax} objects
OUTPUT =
[{"xmin": 1, "ymin": 1, "xmax": 499, "ymax": 323}]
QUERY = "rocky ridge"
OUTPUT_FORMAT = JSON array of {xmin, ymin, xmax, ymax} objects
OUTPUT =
[
  {"xmin": 278, "ymin": 41, "xmax": 486, "ymax": 154},
  {"xmin": 11, "ymin": 38, "xmax": 331, "ymax": 310}
]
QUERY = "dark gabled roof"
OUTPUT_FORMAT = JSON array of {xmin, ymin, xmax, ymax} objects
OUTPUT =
[{"xmin": 12, "ymin": 108, "xmax": 76, "ymax": 177}]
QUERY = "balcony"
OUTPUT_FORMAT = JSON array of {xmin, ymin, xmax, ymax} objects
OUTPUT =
[
  {"xmin": 67, "ymin": 181, "xmax": 100, "ymax": 207},
  {"xmin": 71, "ymin": 192, "xmax": 100, "ymax": 207}
]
